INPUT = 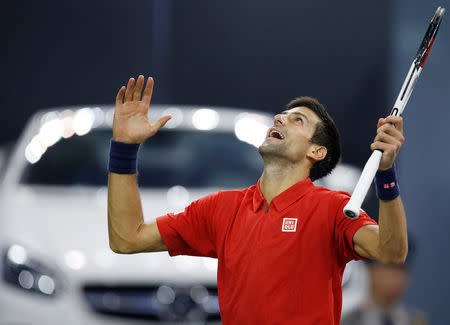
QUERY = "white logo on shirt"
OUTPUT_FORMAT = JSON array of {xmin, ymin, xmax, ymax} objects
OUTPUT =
[{"xmin": 282, "ymin": 218, "xmax": 298, "ymax": 232}]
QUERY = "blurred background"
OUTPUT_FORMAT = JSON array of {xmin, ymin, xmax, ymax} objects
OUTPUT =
[{"xmin": 1, "ymin": 0, "xmax": 448, "ymax": 323}]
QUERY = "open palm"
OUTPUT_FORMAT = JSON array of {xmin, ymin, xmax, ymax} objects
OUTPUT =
[{"xmin": 113, "ymin": 75, "xmax": 171, "ymax": 144}]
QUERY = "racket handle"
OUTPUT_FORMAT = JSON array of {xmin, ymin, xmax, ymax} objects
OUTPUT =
[{"xmin": 343, "ymin": 150, "xmax": 383, "ymax": 219}]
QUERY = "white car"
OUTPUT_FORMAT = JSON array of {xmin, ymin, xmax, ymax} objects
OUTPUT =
[{"xmin": 0, "ymin": 105, "xmax": 368, "ymax": 324}]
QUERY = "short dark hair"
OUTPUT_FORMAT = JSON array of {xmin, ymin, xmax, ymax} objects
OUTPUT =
[{"xmin": 286, "ymin": 96, "xmax": 341, "ymax": 181}]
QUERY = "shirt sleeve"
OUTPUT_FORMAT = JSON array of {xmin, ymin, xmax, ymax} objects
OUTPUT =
[
  {"xmin": 331, "ymin": 191, "xmax": 378, "ymax": 264},
  {"xmin": 156, "ymin": 192, "xmax": 219, "ymax": 258}
]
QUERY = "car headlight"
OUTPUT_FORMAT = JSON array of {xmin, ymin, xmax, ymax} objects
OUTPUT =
[{"xmin": 2, "ymin": 244, "xmax": 64, "ymax": 297}]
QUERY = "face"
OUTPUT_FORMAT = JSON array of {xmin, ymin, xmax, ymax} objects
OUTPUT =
[{"xmin": 258, "ymin": 106, "xmax": 323, "ymax": 164}]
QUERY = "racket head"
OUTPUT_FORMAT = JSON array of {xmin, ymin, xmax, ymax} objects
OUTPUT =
[{"xmin": 415, "ymin": 7, "xmax": 446, "ymax": 67}]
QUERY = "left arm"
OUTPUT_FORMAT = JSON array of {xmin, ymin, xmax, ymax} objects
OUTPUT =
[{"xmin": 353, "ymin": 116, "xmax": 408, "ymax": 264}]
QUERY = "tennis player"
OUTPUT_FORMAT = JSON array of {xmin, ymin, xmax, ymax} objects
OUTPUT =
[{"xmin": 108, "ymin": 75, "xmax": 408, "ymax": 324}]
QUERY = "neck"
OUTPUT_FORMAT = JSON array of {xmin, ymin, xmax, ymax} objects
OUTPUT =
[{"xmin": 260, "ymin": 159, "xmax": 311, "ymax": 204}]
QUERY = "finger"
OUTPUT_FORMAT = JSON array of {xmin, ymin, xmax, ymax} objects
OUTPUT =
[
  {"xmin": 370, "ymin": 141, "xmax": 395, "ymax": 153},
  {"xmin": 133, "ymin": 75, "xmax": 145, "ymax": 101},
  {"xmin": 124, "ymin": 78, "xmax": 135, "ymax": 103},
  {"xmin": 154, "ymin": 115, "xmax": 172, "ymax": 131},
  {"xmin": 115, "ymin": 86, "xmax": 126, "ymax": 106},
  {"xmin": 377, "ymin": 118, "xmax": 384, "ymax": 128},
  {"xmin": 370, "ymin": 141, "xmax": 397, "ymax": 170},
  {"xmin": 374, "ymin": 131, "xmax": 402, "ymax": 148},
  {"xmin": 384, "ymin": 115, "xmax": 403, "ymax": 131},
  {"xmin": 377, "ymin": 124, "xmax": 405, "ymax": 142},
  {"xmin": 142, "ymin": 77, "xmax": 154, "ymax": 105}
]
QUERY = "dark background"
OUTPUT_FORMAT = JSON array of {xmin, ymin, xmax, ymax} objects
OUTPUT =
[
  {"xmin": 1, "ymin": 0, "xmax": 389, "ymax": 167},
  {"xmin": 1, "ymin": 0, "xmax": 449, "ymax": 323}
]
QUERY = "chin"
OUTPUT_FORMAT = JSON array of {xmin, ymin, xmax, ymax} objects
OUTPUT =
[{"xmin": 258, "ymin": 141, "xmax": 285, "ymax": 158}]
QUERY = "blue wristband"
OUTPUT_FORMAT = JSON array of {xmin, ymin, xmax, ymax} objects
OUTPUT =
[
  {"xmin": 374, "ymin": 164, "xmax": 400, "ymax": 201},
  {"xmin": 108, "ymin": 139, "xmax": 140, "ymax": 174}
]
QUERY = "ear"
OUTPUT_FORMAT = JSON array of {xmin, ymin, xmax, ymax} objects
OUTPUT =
[{"xmin": 306, "ymin": 145, "xmax": 327, "ymax": 163}]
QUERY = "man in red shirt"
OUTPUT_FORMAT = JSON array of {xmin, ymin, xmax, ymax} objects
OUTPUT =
[{"xmin": 108, "ymin": 75, "xmax": 408, "ymax": 324}]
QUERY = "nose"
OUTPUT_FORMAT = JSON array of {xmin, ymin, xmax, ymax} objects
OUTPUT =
[{"xmin": 274, "ymin": 113, "xmax": 285, "ymax": 126}]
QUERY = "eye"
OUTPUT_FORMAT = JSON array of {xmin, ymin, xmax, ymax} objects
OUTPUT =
[{"xmin": 296, "ymin": 117, "xmax": 303, "ymax": 123}]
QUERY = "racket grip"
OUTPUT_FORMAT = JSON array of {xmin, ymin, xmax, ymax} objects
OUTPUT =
[{"xmin": 343, "ymin": 150, "xmax": 383, "ymax": 219}]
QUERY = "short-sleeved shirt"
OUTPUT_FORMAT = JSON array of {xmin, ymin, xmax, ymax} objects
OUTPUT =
[{"xmin": 156, "ymin": 177, "xmax": 377, "ymax": 324}]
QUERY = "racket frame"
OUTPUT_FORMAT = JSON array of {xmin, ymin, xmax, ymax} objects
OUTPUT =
[{"xmin": 343, "ymin": 6, "xmax": 445, "ymax": 219}]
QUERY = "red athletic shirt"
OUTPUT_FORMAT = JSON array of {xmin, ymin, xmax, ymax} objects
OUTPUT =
[{"xmin": 156, "ymin": 177, "xmax": 377, "ymax": 324}]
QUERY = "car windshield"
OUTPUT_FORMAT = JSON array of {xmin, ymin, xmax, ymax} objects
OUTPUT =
[{"xmin": 20, "ymin": 129, "xmax": 264, "ymax": 188}]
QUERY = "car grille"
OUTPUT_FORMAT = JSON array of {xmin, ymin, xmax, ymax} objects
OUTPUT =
[{"xmin": 83, "ymin": 284, "xmax": 221, "ymax": 322}]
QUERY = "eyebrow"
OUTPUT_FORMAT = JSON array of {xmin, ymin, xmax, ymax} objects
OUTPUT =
[{"xmin": 280, "ymin": 110, "xmax": 310, "ymax": 123}]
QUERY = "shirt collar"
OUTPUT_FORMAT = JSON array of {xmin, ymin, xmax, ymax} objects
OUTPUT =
[{"xmin": 252, "ymin": 177, "xmax": 315, "ymax": 212}]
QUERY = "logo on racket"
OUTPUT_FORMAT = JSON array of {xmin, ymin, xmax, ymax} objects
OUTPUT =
[{"xmin": 282, "ymin": 218, "xmax": 298, "ymax": 232}]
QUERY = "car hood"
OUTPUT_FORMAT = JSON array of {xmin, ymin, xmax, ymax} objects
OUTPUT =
[{"xmin": 0, "ymin": 185, "xmax": 221, "ymax": 285}]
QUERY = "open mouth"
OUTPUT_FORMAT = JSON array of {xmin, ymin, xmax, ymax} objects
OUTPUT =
[{"xmin": 268, "ymin": 128, "xmax": 285, "ymax": 140}]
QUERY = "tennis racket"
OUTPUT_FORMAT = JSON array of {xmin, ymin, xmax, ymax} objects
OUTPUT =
[{"xmin": 343, "ymin": 6, "xmax": 445, "ymax": 219}]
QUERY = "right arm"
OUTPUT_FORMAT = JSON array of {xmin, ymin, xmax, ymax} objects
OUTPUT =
[
  {"xmin": 108, "ymin": 75, "xmax": 172, "ymax": 254},
  {"xmin": 108, "ymin": 173, "xmax": 167, "ymax": 254}
]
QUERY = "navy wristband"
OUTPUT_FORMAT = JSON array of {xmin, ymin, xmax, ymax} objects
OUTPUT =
[
  {"xmin": 108, "ymin": 139, "xmax": 140, "ymax": 174},
  {"xmin": 374, "ymin": 164, "xmax": 400, "ymax": 201}
]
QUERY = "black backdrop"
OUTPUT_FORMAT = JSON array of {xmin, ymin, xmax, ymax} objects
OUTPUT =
[{"xmin": 1, "ymin": 0, "xmax": 390, "ymax": 170}]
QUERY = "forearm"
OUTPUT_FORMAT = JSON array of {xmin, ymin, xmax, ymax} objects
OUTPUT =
[
  {"xmin": 107, "ymin": 172, "xmax": 144, "ymax": 253},
  {"xmin": 356, "ymin": 115, "xmax": 407, "ymax": 263},
  {"xmin": 107, "ymin": 75, "xmax": 172, "ymax": 253},
  {"xmin": 378, "ymin": 195, "xmax": 408, "ymax": 264}
]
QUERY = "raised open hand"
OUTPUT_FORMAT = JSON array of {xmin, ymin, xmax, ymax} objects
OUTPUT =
[{"xmin": 113, "ymin": 75, "xmax": 171, "ymax": 144}]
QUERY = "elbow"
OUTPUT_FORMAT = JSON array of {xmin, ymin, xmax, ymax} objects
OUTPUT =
[
  {"xmin": 109, "ymin": 240, "xmax": 139, "ymax": 254},
  {"xmin": 109, "ymin": 241, "xmax": 124, "ymax": 254},
  {"xmin": 380, "ymin": 255, "xmax": 406, "ymax": 265},
  {"xmin": 108, "ymin": 222, "xmax": 140, "ymax": 254},
  {"xmin": 379, "ymin": 248, "xmax": 408, "ymax": 265},
  {"xmin": 109, "ymin": 244, "xmax": 124, "ymax": 254},
  {"xmin": 395, "ymin": 249, "xmax": 408, "ymax": 265}
]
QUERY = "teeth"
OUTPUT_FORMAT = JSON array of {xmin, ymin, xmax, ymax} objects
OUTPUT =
[{"xmin": 269, "ymin": 130, "xmax": 284, "ymax": 139}]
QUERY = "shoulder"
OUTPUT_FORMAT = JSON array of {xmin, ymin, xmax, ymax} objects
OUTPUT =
[
  {"xmin": 315, "ymin": 185, "xmax": 350, "ymax": 198},
  {"xmin": 217, "ymin": 184, "xmax": 256, "ymax": 201},
  {"xmin": 204, "ymin": 185, "xmax": 255, "ymax": 212},
  {"xmin": 212, "ymin": 185, "xmax": 256, "ymax": 228},
  {"xmin": 308, "ymin": 186, "xmax": 363, "ymax": 222},
  {"xmin": 310, "ymin": 185, "xmax": 351, "ymax": 205},
  {"xmin": 194, "ymin": 185, "xmax": 252, "ymax": 204}
]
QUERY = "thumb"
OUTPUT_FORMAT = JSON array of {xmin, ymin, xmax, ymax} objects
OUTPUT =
[
  {"xmin": 145, "ymin": 115, "xmax": 173, "ymax": 140},
  {"xmin": 153, "ymin": 115, "xmax": 172, "ymax": 132}
]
